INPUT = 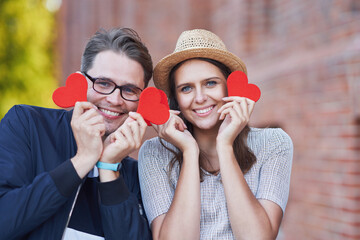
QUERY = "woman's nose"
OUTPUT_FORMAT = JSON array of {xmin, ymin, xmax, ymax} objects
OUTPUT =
[{"xmin": 194, "ymin": 88, "xmax": 207, "ymax": 104}]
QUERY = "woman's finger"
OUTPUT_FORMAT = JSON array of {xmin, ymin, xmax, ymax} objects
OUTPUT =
[
  {"xmin": 246, "ymin": 99, "xmax": 255, "ymax": 116},
  {"xmin": 222, "ymin": 96, "xmax": 254, "ymax": 108},
  {"xmin": 218, "ymin": 101, "xmax": 239, "ymax": 119},
  {"xmin": 222, "ymin": 96, "xmax": 246, "ymax": 103},
  {"xmin": 238, "ymin": 99, "xmax": 248, "ymax": 118},
  {"xmin": 169, "ymin": 110, "xmax": 181, "ymax": 115}
]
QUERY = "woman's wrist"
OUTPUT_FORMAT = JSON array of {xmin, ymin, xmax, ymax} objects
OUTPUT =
[
  {"xmin": 216, "ymin": 142, "xmax": 233, "ymax": 153},
  {"xmin": 216, "ymin": 133, "xmax": 236, "ymax": 147},
  {"xmin": 182, "ymin": 147, "xmax": 200, "ymax": 165},
  {"xmin": 183, "ymin": 147, "xmax": 200, "ymax": 157},
  {"xmin": 179, "ymin": 139, "xmax": 199, "ymax": 155}
]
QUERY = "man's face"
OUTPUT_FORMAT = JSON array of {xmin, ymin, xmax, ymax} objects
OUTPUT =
[{"xmin": 86, "ymin": 50, "xmax": 145, "ymax": 136}]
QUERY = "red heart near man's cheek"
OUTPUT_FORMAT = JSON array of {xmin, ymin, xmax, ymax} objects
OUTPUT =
[
  {"xmin": 52, "ymin": 73, "xmax": 88, "ymax": 108},
  {"xmin": 137, "ymin": 87, "xmax": 170, "ymax": 126},
  {"xmin": 227, "ymin": 71, "xmax": 261, "ymax": 102}
]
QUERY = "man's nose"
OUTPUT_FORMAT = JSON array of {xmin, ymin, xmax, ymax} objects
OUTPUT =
[{"xmin": 106, "ymin": 88, "xmax": 125, "ymax": 105}]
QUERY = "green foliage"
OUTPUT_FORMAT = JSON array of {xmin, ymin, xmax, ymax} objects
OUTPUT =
[{"xmin": 0, "ymin": 0, "xmax": 57, "ymax": 119}]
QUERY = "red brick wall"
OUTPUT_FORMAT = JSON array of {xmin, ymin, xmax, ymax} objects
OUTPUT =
[
  {"xmin": 219, "ymin": 1, "xmax": 360, "ymax": 239},
  {"xmin": 57, "ymin": 0, "xmax": 360, "ymax": 238}
]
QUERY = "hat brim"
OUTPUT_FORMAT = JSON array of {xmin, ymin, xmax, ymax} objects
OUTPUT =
[{"xmin": 153, "ymin": 48, "xmax": 247, "ymax": 94}]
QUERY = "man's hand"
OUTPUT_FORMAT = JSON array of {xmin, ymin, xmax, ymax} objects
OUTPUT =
[
  {"xmin": 98, "ymin": 112, "xmax": 147, "ymax": 182},
  {"xmin": 70, "ymin": 102, "xmax": 105, "ymax": 178}
]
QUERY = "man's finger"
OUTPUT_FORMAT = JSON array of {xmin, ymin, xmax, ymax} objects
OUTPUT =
[{"xmin": 73, "ymin": 102, "xmax": 96, "ymax": 118}]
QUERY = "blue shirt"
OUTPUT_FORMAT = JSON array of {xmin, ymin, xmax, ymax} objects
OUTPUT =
[{"xmin": 0, "ymin": 105, "xmax": 151, "ymax": 240}]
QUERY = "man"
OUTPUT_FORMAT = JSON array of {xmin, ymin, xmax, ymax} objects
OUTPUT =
[{"xmin": 0, "ymin": 28, "xmax": 153, "ymax": 240}]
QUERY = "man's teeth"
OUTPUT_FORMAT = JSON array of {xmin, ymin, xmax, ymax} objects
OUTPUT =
[
  {"xmin": 101, "ymin": 109, "xmax": 120, "ymax": 116},
  {"xmin": 195, "ymin": 106, "xmax": 214, "ymax": 114}
]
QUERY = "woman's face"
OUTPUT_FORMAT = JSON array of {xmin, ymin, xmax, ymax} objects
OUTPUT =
[{"xmin": 174, "ymin": 59, "xmax": 228, "ymax": 131}]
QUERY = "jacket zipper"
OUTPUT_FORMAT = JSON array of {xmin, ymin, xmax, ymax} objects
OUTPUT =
[{"xmin": 61, "ymin": 183, "xmax": 82, "ymax": 240}]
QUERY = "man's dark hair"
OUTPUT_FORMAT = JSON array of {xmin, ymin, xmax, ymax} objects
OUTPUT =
[{"xmin": 81, "ymin": 27, "xmax": 153, "ymax": 87}]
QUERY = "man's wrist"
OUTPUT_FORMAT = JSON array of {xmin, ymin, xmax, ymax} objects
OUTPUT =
[
  {"xmin": 96, "ymin": 161, "xmax": 122, "ymax": 171},
  {"xmin": 71, "ymin": 155, "xmax": 96, "ymax": 179}
]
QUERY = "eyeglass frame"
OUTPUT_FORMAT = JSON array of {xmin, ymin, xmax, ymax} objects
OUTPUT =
[{"xmin": 82, "ymin": 72, "xmax": 143, "ymax": 102}]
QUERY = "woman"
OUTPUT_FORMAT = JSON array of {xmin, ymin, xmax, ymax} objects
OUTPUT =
[{"xmin": 139, "ymin": 29, "xmax": 293, "ymax": 239}]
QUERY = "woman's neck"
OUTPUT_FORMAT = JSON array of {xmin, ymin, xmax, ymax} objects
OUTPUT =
[{"xmin": 193, "ymin": 125, "xmax": 221, "ymax": 173}]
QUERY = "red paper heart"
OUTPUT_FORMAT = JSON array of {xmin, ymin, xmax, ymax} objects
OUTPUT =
[
  {"xmin": 227, "ymin": 71, "xmax": 261, "ymax": 102},
  {"xmin": 137, "ymin": 87, "xmax": 170, "ymax": 126},
  {"xmin": 52, "ymin": 73, "xmax": 88, "ymax": 108}
]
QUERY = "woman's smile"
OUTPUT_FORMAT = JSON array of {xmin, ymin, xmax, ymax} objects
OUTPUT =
[{"xmin": 193, "ymin": 105, "xmax": 215, "ymax": 116}]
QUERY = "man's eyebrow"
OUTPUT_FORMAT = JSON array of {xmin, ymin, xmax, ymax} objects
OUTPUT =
[
  {"xmin": 91, "ymin": 75, "xmax": 112, "ymax": 81},
  {"xmin": 121, "ymin": 83, "xmax": 142, "ymax": 89},
  {"xmin": 94, "ymin": 76, "xmax": 141, "ymax": 88}
]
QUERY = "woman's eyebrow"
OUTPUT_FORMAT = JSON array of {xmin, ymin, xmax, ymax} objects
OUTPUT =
[
  {"xmin": 176, "ymin": 76, "xmax": 223, "ymax": 88},
  {"xmin": 176, "ymin": 83, "xmax": 191, "ymax": 89}
]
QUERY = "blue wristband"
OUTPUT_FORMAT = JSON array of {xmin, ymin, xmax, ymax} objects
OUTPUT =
[{"xmin": 96, "ymin": 161, "xmax": 122, "ymax": 171}]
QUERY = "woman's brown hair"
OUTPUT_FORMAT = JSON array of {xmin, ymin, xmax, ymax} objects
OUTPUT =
[{"xmin": 160, "ymin": 58, "xmax": 256, "ymax": 181}]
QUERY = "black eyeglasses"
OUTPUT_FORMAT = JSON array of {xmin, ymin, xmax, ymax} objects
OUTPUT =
[{"xmin": 83, "ymin": 72, "xmax": 143, "ymax": 102}]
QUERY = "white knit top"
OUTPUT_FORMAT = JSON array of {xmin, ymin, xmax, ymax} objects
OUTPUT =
[{"xmin": 138, "ymin": 128, "xmax": 293, "ymax": 239}]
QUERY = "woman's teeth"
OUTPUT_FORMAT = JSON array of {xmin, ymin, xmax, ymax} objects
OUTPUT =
[{"xmin": 195, "ymin": 106, "xmax": 214, "ymax": 114}]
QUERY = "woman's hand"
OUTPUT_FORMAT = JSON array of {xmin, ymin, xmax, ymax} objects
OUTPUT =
[
  {"xmin": 152, "ymin": 110, "xmax": 198, "ymax": 153},
  {"xmin": 217, "ymin": 96, "xmax": 255, "ymax": 146}
]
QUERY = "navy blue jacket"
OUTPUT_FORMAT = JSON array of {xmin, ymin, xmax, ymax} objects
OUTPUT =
[{"xmin": 0, "ymin": 105, "xmax": 152, "ymax": 240}]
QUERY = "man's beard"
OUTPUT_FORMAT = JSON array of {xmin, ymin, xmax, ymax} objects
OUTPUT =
[{"xmin": 103, "ymin": 110, "xmax": 129, "ymax": 138}]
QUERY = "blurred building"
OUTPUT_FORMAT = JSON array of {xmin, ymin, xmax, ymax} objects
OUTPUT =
[{"xmin": 57, "ymin": 0, "xmax": 360, "ymax": 239}]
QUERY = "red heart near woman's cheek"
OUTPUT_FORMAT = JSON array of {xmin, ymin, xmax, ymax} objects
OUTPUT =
[
  {"xmin": 137, "ymin": 87, "xmax": 170, "ymax": 126},
  {"xmin": 52, "ymin": 73, "xmax": 88, "ymax": 108},
  {"xmin": 159, "ymin": 89, "xmax": 168, "ymax": 107},
  {"xmin": 227, "ymin": 71, "xmax": 261, "ymax": 102}
]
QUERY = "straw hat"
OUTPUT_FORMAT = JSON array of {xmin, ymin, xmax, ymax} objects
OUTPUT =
[{"xmin": 153, "ymin": 29, "xmax": 247, "ymax": 94}]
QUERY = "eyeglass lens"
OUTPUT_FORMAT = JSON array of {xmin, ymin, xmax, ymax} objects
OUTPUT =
[{"xmin": 93, "ymin": 78, "xmax": 141, "ymax": 101}]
